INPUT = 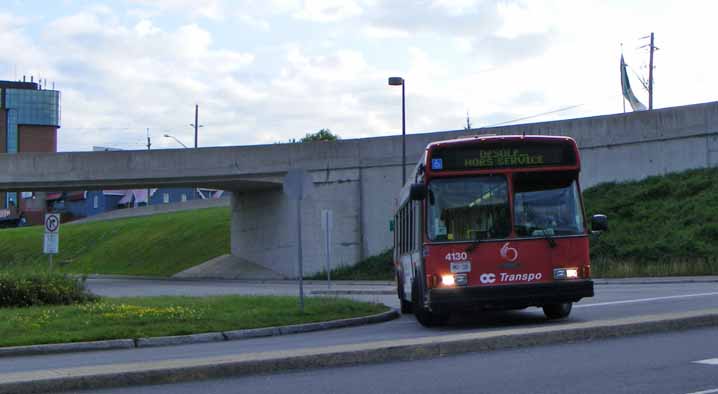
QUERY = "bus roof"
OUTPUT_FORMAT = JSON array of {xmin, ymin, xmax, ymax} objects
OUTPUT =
[
  {"xmin": 397, "ymin": 135, "xmax": 580, "ymax": 206},
  {"xmin": 424, "ymin": 134, "xmax": 577, "ymax": 151}
]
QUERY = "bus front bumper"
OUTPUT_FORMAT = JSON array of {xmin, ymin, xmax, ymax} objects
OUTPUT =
[{"xmin": 428, "ymin": 280, "xmax": 594, "ymax": 311}]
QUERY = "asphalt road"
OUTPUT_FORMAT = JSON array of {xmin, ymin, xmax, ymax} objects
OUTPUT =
[
  {"xmin": 87, "ymin": 326, "xmax": 718, "ymax": 394},
  {"xmin": 0, "ymin": 279, "xmax": 716, "ymax": 377}
]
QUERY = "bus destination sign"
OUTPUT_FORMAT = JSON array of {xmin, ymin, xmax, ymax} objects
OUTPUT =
[{"xmin": 431, "ymin": 141, "xmax": 576, "ymax": 171}]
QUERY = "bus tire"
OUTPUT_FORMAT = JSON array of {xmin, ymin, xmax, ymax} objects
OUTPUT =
[
  {"xmin": 397, "ymin": 276, "xmax": 412, "ymax": 314},
  {"xmin": 401, "ymin": 298, "xmax": 413, "ymax": 314},
  {"xmin": 543, "ymin": 302, "xmax": 572, "ymax": 319},
  {"xmin": 412, "ymin": 280, "xmax": 448, "ymax": 327}
]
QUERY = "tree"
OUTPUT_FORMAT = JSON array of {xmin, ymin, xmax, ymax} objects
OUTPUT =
[{"xmin": 300, "ymin": 129, "xmax": 339, "ymax": 142}]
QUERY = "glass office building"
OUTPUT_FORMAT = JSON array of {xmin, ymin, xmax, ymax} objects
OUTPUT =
[
  {"xmin": 5, "ymin": 88, "xmax": 60, "ymax": 153},
  {"xmin": 1, "ymin": 80, "xmax": 61, "ymax": 209}
]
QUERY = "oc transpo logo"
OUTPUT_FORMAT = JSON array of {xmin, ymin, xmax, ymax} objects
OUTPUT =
[
  {"xmin": 479, "ymin": 273, "xmax": 496, "ymax": 284},
  {"xmin": 500, "ymin": 242, "xmax": 518, "ymax": 262}
]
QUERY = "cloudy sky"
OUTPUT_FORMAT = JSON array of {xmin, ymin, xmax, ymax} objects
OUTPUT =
[{"xmin": 1, "ymin": 0, "xmax": 715, "ymax": 151}]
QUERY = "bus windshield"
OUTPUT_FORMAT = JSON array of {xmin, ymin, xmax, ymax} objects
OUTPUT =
[
  {"xmin": 513, "ymin": 172, "xmax": 585, "ymax": 237},
  {"xmin": 427, "ymin": 176, "xmax": 511, "ymax": 242}
]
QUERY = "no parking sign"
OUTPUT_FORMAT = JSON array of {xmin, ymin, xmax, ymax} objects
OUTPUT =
[{"xmin": 43, "ymin": 213, "xmax": 60, "ymax": 254}]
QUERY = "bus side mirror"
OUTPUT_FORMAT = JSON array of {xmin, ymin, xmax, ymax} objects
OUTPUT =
[
  {"xmin": 410, "ymin": 184, "xmax": 426, "ymax": 201},
  {"xmin": 591, "ymin": 214, "xmax": 608, "ymax": 232}
]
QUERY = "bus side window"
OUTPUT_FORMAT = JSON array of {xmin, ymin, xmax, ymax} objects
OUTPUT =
[
  {"xmin": 393, "ymin": 214, "xmax": 398, "ymax": 259},
  {"xmin": 405, "ymin": 204, "xmax": 409, "ymax": 253},
  {"xmin": 409, "ymin": 202, "xmax": 414, "ymax": 252},
  {"xmin": 399, "ymin": 207, "xmax": 406, "ymax": 254}
]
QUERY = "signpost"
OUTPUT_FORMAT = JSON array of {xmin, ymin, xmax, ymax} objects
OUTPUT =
[
  {"xmin": 43, "ymin": 213, "xmax": 60, "ymax": 270},
  {"xmin": 321, "ymin": 209, "xmax": 333, "ymax": 289},
  {"xmin": 283, "ymin": 169, "xmax": 314, "ymax": 313}
]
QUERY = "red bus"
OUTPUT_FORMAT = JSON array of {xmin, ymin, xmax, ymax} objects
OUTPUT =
[{"xmin": 393, "ymin": 135, "xmax": 607, "ymax": 326}]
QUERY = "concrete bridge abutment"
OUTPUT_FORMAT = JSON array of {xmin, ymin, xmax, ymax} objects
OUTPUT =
[{"xmin": 229, "ymin": 167, "xmax": 369, "ymax": 278}]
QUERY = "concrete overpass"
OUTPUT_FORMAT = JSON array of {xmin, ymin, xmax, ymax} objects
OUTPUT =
[{"xmin": 1, "ymin": 101, "xmax": 717, "ymax": 277}]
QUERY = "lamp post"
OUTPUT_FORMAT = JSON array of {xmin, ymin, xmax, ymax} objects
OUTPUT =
[
  {"xmin": 163, "ymin": 133, "xmax": 189, "ymax": 148},
  {"xmin": 388, "ymin": 77, "xmax": 406, "ymax": 185}
]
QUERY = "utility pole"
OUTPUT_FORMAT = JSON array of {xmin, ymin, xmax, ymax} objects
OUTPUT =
[
  {"xmin": 146, "ymin": 128, "xmax": 151, "ymax": 207},
  {"xmin": 640, "ymin": 32, "xmax": 657, "ymax": 110},
  {"xmin": 648, "ymin": 32, "xmax": 655, "ymax": 110}
]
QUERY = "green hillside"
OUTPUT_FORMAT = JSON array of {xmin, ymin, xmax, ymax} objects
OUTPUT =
[
  {"xmin": 0, "ymin": 167, "xmax": 716, "ymax": 278},
  {"xmin": 0, "ymin": 208, "xmax": 230, "ymax": 276},
  {"xmin": 584, "ymin": 167, "xmax": 718, "ymax": 277}
]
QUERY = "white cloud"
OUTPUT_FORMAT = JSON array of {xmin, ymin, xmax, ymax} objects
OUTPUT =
[
  {"xmin": 128, "ymin": 0, "xmax": 226, "ymax": 20},
  {"xmin": 134, "ymin": 19, "xmax": 161, "ymax": 36},
  {"xmin": 0, "ymin": 0, "xmax": 714, "ymax": 152},
  {"xmin": 293, "ymin": 0, "xmax": 363, "ymax": 22},
  {"xmin": 362, "ymin": 25, "xmax": 409, "ymax": 39}
]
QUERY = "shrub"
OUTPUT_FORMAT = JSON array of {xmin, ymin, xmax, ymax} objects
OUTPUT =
[
  {"xmin": 307, "ymin": 249, "xmax": 394, "ymax": 281},
  {"xmin": 0, "ymin": 273, "xmax": 96, "ymax": 308}
]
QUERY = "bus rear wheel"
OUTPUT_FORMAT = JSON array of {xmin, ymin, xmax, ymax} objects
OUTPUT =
[
  {"xmin": 412, "ymin": 280, "xmax": 448, "ymax": 327},
  {"xmin": 543, "ymin": 302, "xmax": 572, "ymax": 319}
]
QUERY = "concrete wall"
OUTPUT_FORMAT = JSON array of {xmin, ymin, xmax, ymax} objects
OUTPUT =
[{"xmin": 241, "ymin": 101, "xmax": 718, "ymax": 276}]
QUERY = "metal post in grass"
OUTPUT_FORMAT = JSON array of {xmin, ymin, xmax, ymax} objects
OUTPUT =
[
  {"xmin": 284, "ymin": 169, "xmax": 314, "ymax": 313},
  {"xmin": 322, "ymin": 209, "xmax": 333, "ymax": 289}
]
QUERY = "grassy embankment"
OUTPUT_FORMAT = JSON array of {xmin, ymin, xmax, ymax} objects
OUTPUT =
[
  {"xmin": 585, "ymin": 167, "xmax": 718, "ymax": 277},
  {"xmin": 0, "ymin": 295, "xmax": 388, "ymax": 347},
  {"xmin": 320, "ymin": 167, "xmax": 718, "ymax": 280},
  {"xmin": 0, "ymin": 167, "xmax": 716, "ymax": 278},
  {"xmin": 307, "ymin": 249, "xmax": 394, "ymax": 281},
  {"xmin": 0, "ymin": 207, "xmax": 230, "ymax": 276}
]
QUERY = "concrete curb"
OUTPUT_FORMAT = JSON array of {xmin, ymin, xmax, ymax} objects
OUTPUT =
[
  {"xmin": 593, "ymin": 277, "xmax": 718, "ymax": 285},
  {"xmin": 1, "ymin": 309, "xmax": 717, "ymax": 394},
  {"xmin": 0, "ymin": 309, "xmax": 399, "ymax": 358},
  {"xmin": 0, "ymin": 339, "xmax": 134, "ymax": 358},
  {"xmin": 83, "ymin": 274, "xmax": 394, "ymax": 286},
  {"xmin": 311, "ymin": 289, "xmax": 395, "ymax": 295}
]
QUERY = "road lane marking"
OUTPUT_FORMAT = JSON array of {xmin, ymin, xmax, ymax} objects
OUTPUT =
[
  {"xmin": 683, "ymin": 389, "xmax": 718, "ymax": 394},
  {"xmin": 693, "ymin": 358, "xmax": 718, "ymax": 365},
  {"xmin": 575, "ymin": 292, "xmax": 718, "ymax": 308}
]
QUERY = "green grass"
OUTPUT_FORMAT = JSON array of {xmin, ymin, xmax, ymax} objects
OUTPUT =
[
  {"xmin": 307, "ymin": 249, "xmax": 394, "ymax": 281},
  {"xmin": 584, "ymin": 167, "xmax": 718, "ymax": 277},
  {"xmin": 0, "ymin": 207, "xmax": 230, "ymax": 276},
  {"xmin": 0, "ymin": 295, "xmax": 388, "ymax": 347}
]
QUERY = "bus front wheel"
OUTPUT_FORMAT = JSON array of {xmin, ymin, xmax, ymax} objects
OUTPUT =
[
  {"xmin": 543, "ymin": 302, "xmax": 572, "ymax": 319},
  {"xmin": 412, "ymin": 280, "xmax": 448, "ymax": 327}
]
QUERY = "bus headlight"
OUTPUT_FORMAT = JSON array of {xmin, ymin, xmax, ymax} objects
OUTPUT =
[
  {"xmin": 554, "ymin": 268, "xmax": 579, "ymax": 280},
  {"xmin": 441, "ymin": 275, "xmax": 455, "ymax": 286},
  {"xmin": 441, "ymin": 274, "xmax": 468, "ymax": 287}
]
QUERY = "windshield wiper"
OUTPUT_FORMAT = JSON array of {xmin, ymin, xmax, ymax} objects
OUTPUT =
[
  {"xmin": 533, "ymin": 228, "xmax": 557, "ymax": 248},
  {"xmin": 465, "ymin": 241, "xmax": 481, "ymax": 253}
]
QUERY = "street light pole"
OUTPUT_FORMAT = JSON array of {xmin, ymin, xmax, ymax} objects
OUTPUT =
[
  {"xmin": 190, "ymin": 104, "xmax": 203, "ymax": 148},
  {"xmin": 194, "ymin": 104, "xmax": 198, "ymax": 148},
  {"xmin": 163, "ymin": 133, "xmax": 188, "ymax": 148},
  {"xmin": 388, "ymin": 77, "xmax": 406, "ymax": 185}
]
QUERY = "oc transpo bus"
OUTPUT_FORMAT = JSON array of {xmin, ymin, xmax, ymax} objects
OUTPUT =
[{"xmin": 393, "ymin": 135, "xmax": 607, "ymax": 326}]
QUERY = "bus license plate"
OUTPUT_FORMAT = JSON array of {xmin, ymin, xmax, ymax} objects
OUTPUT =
[{"xmin": 450, "ymin": 261, "xmax": 471, "ymax": 273}]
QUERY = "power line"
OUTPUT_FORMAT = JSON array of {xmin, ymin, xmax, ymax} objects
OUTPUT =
[{"xmin": 487, "ymin": 104, "xmax": 585, "ymax": 127}]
